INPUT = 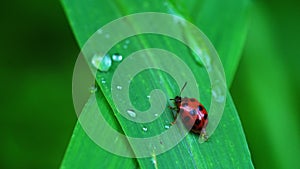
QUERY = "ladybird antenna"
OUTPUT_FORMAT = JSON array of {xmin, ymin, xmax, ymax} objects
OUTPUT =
[{"xmin": 179, "ymin": 82, "xmax": 187, "ymax": 96}]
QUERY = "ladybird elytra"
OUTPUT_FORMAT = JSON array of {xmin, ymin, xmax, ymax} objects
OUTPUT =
[{"xmin": 170, "ymin": 82, "xmax": 209, "ymax": 140}]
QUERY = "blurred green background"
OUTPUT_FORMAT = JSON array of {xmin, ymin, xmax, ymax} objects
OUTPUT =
[{"xmin": 1, "ymin": 0, "xmax": 300, "ymax": 169}]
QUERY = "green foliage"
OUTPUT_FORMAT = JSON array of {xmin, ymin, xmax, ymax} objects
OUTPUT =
[
  {"xmin": 61, "ymin": 0, "xmax": 253, "ymax": 168},
  {"xmin": 231, "ymin": 4, "xmax": 300, "ymax": 169}
]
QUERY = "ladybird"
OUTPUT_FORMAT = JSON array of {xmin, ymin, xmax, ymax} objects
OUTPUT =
[{"xmin": 170, "ymin": 82, "xmax": 208, "ymax": 140}]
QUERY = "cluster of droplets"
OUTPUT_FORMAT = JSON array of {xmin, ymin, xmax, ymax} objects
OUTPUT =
[
  {"xmin": 91, "ymin": 53, "xmax": 123, "ymax": 72},
  {"xmin": 100, "ymin": 77, "xmax": 106, "ymax": 84},
  {"xmin": 123, "ymin": 40, "xmax": 130, "ymax": 49},
  {"xmin": 116, "ymin": 85, "xmax": 122, "ymax": 90},
  {"xmin": 126, "ymin": 108, "xmax": 170, "ymax": 132}
]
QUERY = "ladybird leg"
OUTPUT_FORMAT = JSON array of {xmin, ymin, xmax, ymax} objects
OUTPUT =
[
  {"xmin": 200, "ymin": 129, "xmax": 208, "ymax": 141},
  {"xmin": 200, "ymin": 118, "xmax": 209, "ymax": 141},
  {"xmin": 171, "ymin": 112, "xmax": 179, "ymax": 125}
]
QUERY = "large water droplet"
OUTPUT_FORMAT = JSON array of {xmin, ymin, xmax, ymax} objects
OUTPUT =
[
  {"xmin": 116, "ymin": 85, "xmax": 122, "ymax": 90},
  {"xmin": 91, "ymin": 54, "xmax": 112, "ymax": 72},
  {"xmin": 164, "ymin": 125, "xmax": 170, "ymax": 129},
  {"xmin": 193, "ymin": 48, "xmax": 204, "ymax": 66},
  {"xmin": 127, "ymin": 109, "xmax": 136, "ymax": 118},
  {"xmin": 112, "ymin": 53, "xmax": 123, "ymax": 62}
]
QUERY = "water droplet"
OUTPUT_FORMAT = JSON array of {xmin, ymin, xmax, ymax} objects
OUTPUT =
[
  {"xmin": 147, "ymin": 95, "xmax": 151, "ymax": 99},
  {"xmin": 212, "ymin": 89, "xmax": 225, "ymax": 103},
  {"xmin": 125, "ymin": 40, "xmax": 130, "ymax": 44},
  {"xmin": 100, "ymin": 78, "xmax": 106, "ymax": 84},
  {"xmin": 114, "ymin": 137, "xmax": 119, "ymax": 143},
  {"xmin": 151, "ymin": 157, "xmax": 157, "ymax": 168},
  {"xmin": 112, "ymin": 53, "xmax": 123, "ymax": 62},
  {"xmin": 97, "ymin": 29, "xmax": 103, "ymax": 34},
  {"xmin": 217, "ymin": 96, "xmax": 225, "ymax": 102},
  {"xmin": 142, "ymin": 127, "xmax": 148, "ymax": 132},
  {"xmin": 151, "ymin": 158, "xmax": 157, "ymax": 164},
  {"xmin": 123, "ymin": 44, "xmax": 128, "ymax": 49},
  {"xmin": 91, "ymin": 54, "xmax": 112, "ymax": 72},
  {"xmin": 127, "ymin": 109, "xmax": 136, "ymax": 118},
  {"xmin": 164, "ymin": 125, "xmax": 170, "ymax": 129},
  {"xmin": 151, "ymin": 152, "xmax": 158, "ymax": 169},
  {"xmin": 164, "ymin": 3, "xmax": 185, "ymax": 25},
  {"xmin": 105, "ymin": 34, "xmax": 110, "ymax": 39},
  {"xmin": 201, "ymin": 51, "xmax": 212, "ymax": 71},
  {"xmin": 154, "ymin": 113, "xmax": 158, "ymax": 117},
  {"xmin": 90, "ymin": 85, "xmax": 98, "ymax": 93},
  {"xmin": 212, "ymin": 90, "xmax": 217, "ymax": 97},
  {"xmin": 116, "ymin": 85, "xmax": 122, "ymax": 90},
  {"xmin": 193, "ymin": 48, "xmax": 204, "ymax": 66}
]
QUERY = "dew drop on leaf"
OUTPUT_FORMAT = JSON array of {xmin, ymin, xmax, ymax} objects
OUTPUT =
[
  {"xmin": 116, "ymin": 85, "xmax": 122, "ymax": 90},
  {"xmin": 100, "ymin": 78, "xmax": 106, "ymax": 84},
  {"xmin": 142, "ymin": 127, "xmax": 148, "ymax": 132},
  {"xmin": 212, "ymin": 88, "xmax": 225, "ymax": 103},
  {"xmin": 90, "ymin": 85, "xmax": 98, "ymax": 93},
  {"xmin": 91, "ymin": 54, "xmax": 112, "ymax": 72},
  {"xmin": 112, "ymin": 53, "xmax": 123, "ymax": 62},
  {"xmin": 126, "ymin": 109, "xmax": 136, "ymax": 118}
]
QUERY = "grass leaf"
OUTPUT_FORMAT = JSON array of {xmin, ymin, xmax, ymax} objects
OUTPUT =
[{"xmin": 61, "ymin": 0, "xmax": 253, "ymax": 168}]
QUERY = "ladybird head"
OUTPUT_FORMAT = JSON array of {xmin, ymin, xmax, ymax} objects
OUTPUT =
[
  {"xmin": 170, "ymin": 96, "xmax": 182, "ymax": 104},
  {"xmin": 170, "ymin": 82, "xmax": 187, "ymax": 107}
]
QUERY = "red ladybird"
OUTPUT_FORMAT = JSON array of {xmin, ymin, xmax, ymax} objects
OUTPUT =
[{"xmin": 170, "ymin": 82, "xmax": 208, "ymax": 140}]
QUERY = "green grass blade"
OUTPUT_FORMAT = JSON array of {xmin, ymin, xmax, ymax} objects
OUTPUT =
[
  {"xmin": 179, "ymin": 0, "xmax": 251, "ymax": 86},
  {"xmin": 92, "ymin": 36, "xmax": 253, "ymax": 168},
  {"xmin": 61, "ymin": 0, "xmax": 253, "ymax": 168},
  {"xmin": 60, "ymin": 94, "xmax": 139, "ymax": 169}
]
